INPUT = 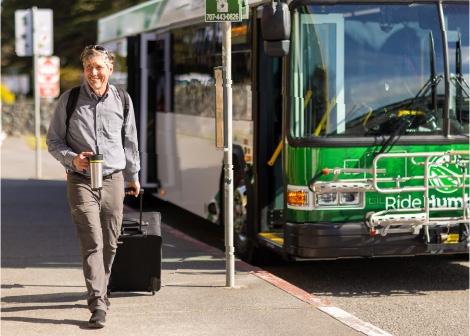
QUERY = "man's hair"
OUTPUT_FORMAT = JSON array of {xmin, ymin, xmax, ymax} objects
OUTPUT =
[{"xmin": 80, "ymin": 45, "xmax": 115, "ymax": 66}]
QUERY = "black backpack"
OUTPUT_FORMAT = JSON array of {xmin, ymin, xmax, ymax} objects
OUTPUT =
[{"xmin": 65, "ymin": 85, "xmax": 130, "ymax": 147}]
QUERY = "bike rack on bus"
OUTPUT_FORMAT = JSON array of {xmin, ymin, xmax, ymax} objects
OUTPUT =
[{"xmin": 310, "ymin": 151, "xmax": 469, "ymax": 244}]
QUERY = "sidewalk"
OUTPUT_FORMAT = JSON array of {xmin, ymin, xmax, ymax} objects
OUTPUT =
[{"xmin": 1, "ymin": 136, "xmax": 383, "ymax": 336}]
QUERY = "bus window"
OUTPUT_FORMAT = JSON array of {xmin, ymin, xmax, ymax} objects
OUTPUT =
[
  {"xmin": 173, "ymin": 23, "xmax": 221, "ymax": 118},
  {"xmin": 443, "ymin": 3, "xmax": 469, "ymax": 135},
  {"xmin": 289, "ymin": 4, "xmax": 468, "ymax": 139},
  {"xmin": 291, "ymin": 12, "xmax": 345, "ymax": 137},
  {"xmin": 232, "ymin": 21, "xmax": 253, "ymax": 121},
  {"xmin": 172, "ymin": 21, "xmax": 252, "ymax": 121}
]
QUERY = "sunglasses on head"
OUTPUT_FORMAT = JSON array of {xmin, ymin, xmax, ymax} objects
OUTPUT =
[{"xmin": 85, "ymin": 45, "xmax": 108, "ymax": 55}]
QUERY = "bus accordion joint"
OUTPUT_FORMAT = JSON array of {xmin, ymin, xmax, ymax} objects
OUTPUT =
[{"xmin": 308, "ymin": 168, "xmax": 330, "ymax": 192}]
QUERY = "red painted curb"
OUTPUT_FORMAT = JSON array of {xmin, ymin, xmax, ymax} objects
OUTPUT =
[{"xmin": 252, "ymin": 270, "xmax": 332, "ymax": 307}]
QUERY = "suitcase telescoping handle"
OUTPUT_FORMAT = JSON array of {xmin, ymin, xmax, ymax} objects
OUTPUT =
[
  {"xmin": 124, "ymin": 187, "xmax": 145, "ymax": 232},
  {"xmin": 139, "ymin": 188, "xmax": 144, "ymax": 230}
]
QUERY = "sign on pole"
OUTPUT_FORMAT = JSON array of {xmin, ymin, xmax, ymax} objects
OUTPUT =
[
  {"xmin": 205, "ymin": 0, "xmax": 242, "ymax": 22},
  {"xmin": 215, "ymin": 66, "xmax": 227, "ymax": 148},
  {"xmin": 15, "ymin": 8, "xmax": 53, "ymax": 57},
  {"xmin": 38, "ymin": 56, "xmax": 60, "ymax": 98},
  {"xmin": 35, "ymin": 9, "xmax": 53, "ymax": 56},
  {"xmin": 15, "ymin": 10, "xmax": 33, "ymax": 56}
]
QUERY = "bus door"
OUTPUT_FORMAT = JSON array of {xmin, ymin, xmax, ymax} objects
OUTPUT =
[
  {"xmin": 127, "ymin": 36, "xmax": 141, "ymax": 123},
  {"xmin": 137, "ymin": 32, "xmax": 158, "ymax": 188},
  {"xmin": 151, "ymin": 33, "xmax": 176, "ymax": 197},
  {"xmin": 254, "ymin": 11, "xmax": 284, "ymax": 251},
  {"xmin": 138, "ymin": 32, "xmax": 172, "ymax": 190}
]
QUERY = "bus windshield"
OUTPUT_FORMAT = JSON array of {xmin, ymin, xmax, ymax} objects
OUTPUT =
[{"xmin": 289, "ymin": 3, "xmax": 469, "ymax": 139}]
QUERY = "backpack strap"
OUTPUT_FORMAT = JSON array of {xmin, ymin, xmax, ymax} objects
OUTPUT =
[
  {"xmin": 65, "ymin": 86, "xmax": 81, "ymax": 142},
  {"xmin": 116, "ymin": 87, "xmax": 130, "ymax": 148}
]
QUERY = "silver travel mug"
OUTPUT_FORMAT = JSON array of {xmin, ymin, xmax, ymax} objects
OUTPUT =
[{"xmin": 89, "ymin": 154, "xmax": 103, "ymax": 190}]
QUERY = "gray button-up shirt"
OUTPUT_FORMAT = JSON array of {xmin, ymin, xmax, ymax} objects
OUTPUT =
[{"xmin": 46, "ymin": 84, "xmax": 140, "ymax": 182}]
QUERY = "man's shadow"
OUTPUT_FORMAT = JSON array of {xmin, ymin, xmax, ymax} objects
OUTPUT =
[
  {"xmin": 2, "ymin": 316, "xmax": 87, "ymax": 329},
  {"xmin": 1, "ymin": 291, "xmax": 89, "ymax": 328}
]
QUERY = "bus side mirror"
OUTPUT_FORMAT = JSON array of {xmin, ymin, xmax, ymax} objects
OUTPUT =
[{"xmin": 261, "ymin": 1, "xmax": 291, "ymax": 57}]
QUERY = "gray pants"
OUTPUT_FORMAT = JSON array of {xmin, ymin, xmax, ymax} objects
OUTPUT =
[{"xmin": 67, "ymin": 171, "xmax": 125, "ymax": 312}]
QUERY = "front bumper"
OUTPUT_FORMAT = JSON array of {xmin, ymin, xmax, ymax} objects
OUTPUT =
[{"xmin": 284, "ymin": 221, "xmax": 468, "ymax": 259}]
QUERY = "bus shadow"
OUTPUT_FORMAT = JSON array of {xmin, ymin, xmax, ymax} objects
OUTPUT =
[{"xmin": 263, "ymin": 254, "xmax": 469, "ymax": 297}]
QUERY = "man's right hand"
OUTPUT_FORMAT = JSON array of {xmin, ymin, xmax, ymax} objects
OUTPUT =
[{"xmin": 73, "ymin": 152, "xmax": 93, "ymax": 171}]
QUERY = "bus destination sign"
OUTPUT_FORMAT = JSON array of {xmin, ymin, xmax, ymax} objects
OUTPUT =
[{"xmin": 205, "ymin": 0, "xmax": 241, "ymax": 22}]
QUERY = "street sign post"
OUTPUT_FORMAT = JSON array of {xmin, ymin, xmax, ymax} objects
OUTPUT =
[
  {"xmin": 207, "ymin": 0, "xmax": 243, "ymax": 289},
  {"xmin": 16, "ymin": 7, "xmax": 54, "ymax": 179}
]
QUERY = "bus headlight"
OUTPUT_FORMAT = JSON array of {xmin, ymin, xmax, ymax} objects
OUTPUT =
[
  {"xmin": 317, "ymin": 192, "xmax": 337, "ymax": 205},
  {"xmin": 340, "ymin": 192, "xmax": 361, "ymax": 205},
  {"xmin": 315, "ymin": 191, "xmax": 364, "ymax": 208}
]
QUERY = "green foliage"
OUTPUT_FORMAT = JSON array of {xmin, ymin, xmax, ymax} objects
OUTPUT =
[
  {"xmin": 1, "ymin": 0, "xmax": 147, "ymax": 92},
  {"xmin": 60, "ymin": 67, "xmax": 83, "ymax": 93}
]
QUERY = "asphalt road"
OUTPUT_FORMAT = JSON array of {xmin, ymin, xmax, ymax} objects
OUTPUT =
[
  {"xmin": 263, "ymin": 254, "xmax": 469, "ymax": 336},
  {"xmin": 149, "ymin": 196, "xmax": 469, "ymax": 336}
]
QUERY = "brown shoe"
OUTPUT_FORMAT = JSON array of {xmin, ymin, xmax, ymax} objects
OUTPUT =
[{"xmin": 88, "ymin": 309, "xmax": 106, "ymax": 328}]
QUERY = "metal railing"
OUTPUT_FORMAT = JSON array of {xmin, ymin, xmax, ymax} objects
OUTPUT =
[{"xmin": 311, "ymin": 151, "xmax": 469, "ymax": 241}]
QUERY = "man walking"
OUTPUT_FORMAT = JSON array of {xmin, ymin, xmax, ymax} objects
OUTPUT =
[{"xmin": 46, "ymin": 45, "xmax": 140, "ymax": 328}]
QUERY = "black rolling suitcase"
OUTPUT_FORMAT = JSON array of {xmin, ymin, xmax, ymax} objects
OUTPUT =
[{"xmin": 108, "ymin": 189, "xmax": 162, "ymax": 295}]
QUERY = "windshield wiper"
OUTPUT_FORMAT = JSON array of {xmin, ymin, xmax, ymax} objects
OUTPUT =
[
  {"xmin": 377, "ymin": 75, "xmax": 443, "ymax": 155},
  {"xmin": 378, "ymin": 32, "xmax": 442, "ymax": 155}
]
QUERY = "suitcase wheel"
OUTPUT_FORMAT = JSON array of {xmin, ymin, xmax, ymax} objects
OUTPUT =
[{"xmin": 150, "ymin": 277, "xmax": 160, "ymax": 295}]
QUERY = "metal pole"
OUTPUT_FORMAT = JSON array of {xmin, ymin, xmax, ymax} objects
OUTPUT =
[
  {"xmin": 32, "ymin": 6, "xmax": 42, "ymax": 178},
  {"xmin": 0, "ymin": 3, "xmax": 3, "ymax": 149},
  {"xmin": 222, "ymin": 21, "xmax": 235, "ymax": 288}
]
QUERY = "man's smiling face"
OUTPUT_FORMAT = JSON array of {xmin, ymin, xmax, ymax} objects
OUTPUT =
[{"xmin": 84, "ymin": 56, "xmax": 113, "ymax": 96}]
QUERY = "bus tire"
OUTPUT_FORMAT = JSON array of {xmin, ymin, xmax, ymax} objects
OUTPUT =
[{"xmin": 232, "ymin": 166, "xmax": 254, "ymax": 261}]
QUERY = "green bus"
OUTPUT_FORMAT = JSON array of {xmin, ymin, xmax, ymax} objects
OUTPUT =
[{"xmin": 98, "ymin": 0, "xmax": 469, "ymax": 261}]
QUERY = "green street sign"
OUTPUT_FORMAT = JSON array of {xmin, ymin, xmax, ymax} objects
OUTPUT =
[{"xmin": 205, "ymin": 0, "xmax": 241, "ymax": 22}]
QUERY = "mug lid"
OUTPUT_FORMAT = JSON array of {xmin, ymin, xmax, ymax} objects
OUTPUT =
[{"xmin": 89, "ymin": 154, "xmax": 103, "ymax": 161}]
